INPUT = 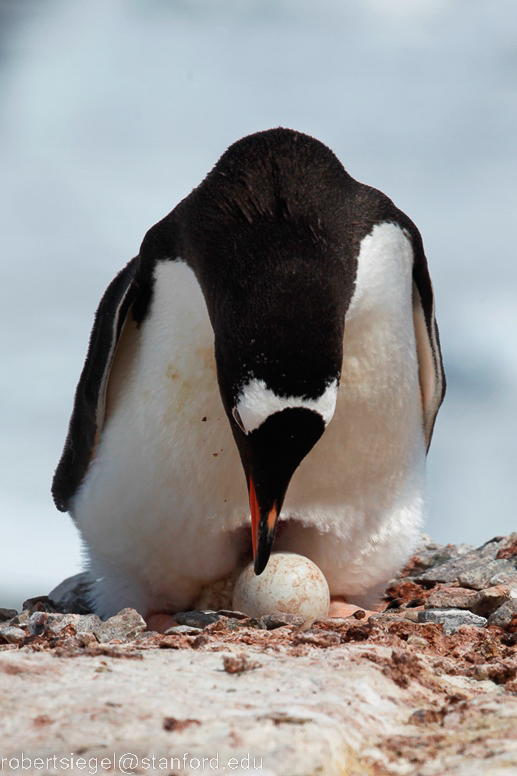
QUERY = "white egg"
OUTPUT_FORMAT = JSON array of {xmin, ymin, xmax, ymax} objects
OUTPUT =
[{"xmin": 232, "ymin": 551, "xmax": 330, "ymax": 619}]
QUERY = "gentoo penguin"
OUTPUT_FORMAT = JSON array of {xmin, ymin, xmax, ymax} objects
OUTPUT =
[{"xmin": 52, "ymin": 128, "xmax": 445, "ymax": 623}]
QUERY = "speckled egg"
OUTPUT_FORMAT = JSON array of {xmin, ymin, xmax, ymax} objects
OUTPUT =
[{"xmin": 232, "ymin": 552, "xmax": 330, "ymax": 619}]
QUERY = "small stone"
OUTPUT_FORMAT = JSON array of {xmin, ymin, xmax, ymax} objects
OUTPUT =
[
  {"xmin": 476, "ymin": 536, "xmax": 507, "ymax": 556},
  {"xmin": 236, "ymin": 617, "xmax": 265, "ymax": 630},
  {"xmin": 223, "ymin": 654, "xmax": 260, "ymax": 674},
  {"xmin": 404, "ymin": 611, "xmax": 420, "ymax": 623},
  {"xmin": 470, "ymin": 658, "xmax": 517, "ymax": 684},
  {"xmin": 203, "ymin": 617, "xmax": 233, "ymax": 633},
  {"xmin": 385, "ymin": 598, "xmax": 402, "ymax": 610},
  {"xmin": 164, "ymin": 625, "xmax": 203, "ymax": 636},
  {"xmin": 9, "ymin": 611, "xmax": 30, "ymax": 627},
  {"xmin": 410, "ymin": 541, "xmax": 474, "ymax": 573},
  {"xmin": 75, "ymin": 632, "xmax": 98, "ymax": 647},
  {"xmin": 75, "ymin": 614, "xmax": 103, "ymax": 633},
  {"xmin": 417, "ymin": 608, "xmax": 487, "ymax": 634},
  {"xmin": 385, "ymin": 580, "xmax": 426, "ymax": 602},
  {"xmin": 369, "ymin": 612, "xmax": 407, "ymax": 624},
  {"xmin": 488, "ymin": 570, "xmax": 517, "ymax": 589},
  {"xmin": 0, "ymin": 608, "xmax": 18, "ymax": 622},
  {"xmin": 425, "ymin": 587, "xmax": 479, "ymax": 611},
  {"xmin": 22, "ymin": 596, "xmax": 61, "ymax": 614},
  {"xmin": 415, "ymin": 559, "xmax": 479, "ymax": 585},
  {"xmin": 495, "ymin": 533, "xmax": 517, "ymax": 559},
  {"xmin": 469, "ymin": 586, "xmax": 511, "ymax": 617},
  {"xmin": 414, "ymin": 539, "xmax": 511, "ymax": 585},
  {"xmin": 259, "ymin": 613, "xmax": 306, "ymax": 630},
  {"xmin": 0, "ymin": 625, "xmax": 26, "ymax": 644},
  {"xmin": 28, "ymin": 612, "xmax": 101, "ymax": 638},
  {"xmin": 28, "ymin": 612, "xmax": 49, "ymax": 636},
  {"xmin": 404, "ymin": 598, "xmax": 426, "ymax": 609},
  {"xmin": 93, "ymin": 608, "xmax": 146, "ymax": 643},
  {"xmin": 292, "ymin": 629, "xmax": 341, "ymax": 647},
  {"xmin": 191, "ymin": 634, "xmax": 209, "ymax": 649},
  {"xmin": 407, "ymin": 635, "xmax": 429, "ymax": 648},
  {"xmin": 458, "ymin": 560, "xmax": 516, "ymax": 590},
  {"xmin": 410, "ymin": 574, "xmax": 510, "ymax": 623},
  {"xmin": 319, "ymin": 617, "xmax": 354, "ymax": 627},
  {"xmin": 215, "ymin": 609, "xmax": 250, "ymax": 620},
  {"xmin": 174, "ymin": 611, "xmax": 220, "ymax": 628},
  {"xmin": 487, "ymin": 598, "xmax": 517, "ymax": 629}
]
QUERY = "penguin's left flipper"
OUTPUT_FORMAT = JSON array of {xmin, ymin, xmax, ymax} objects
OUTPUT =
[
  {"xmin": 52, "ymin": 257, "xmax": 141, "ymax": 512},
  {"xmin": 412, "ymin": 240, "xmax": 446, "ymax": 450}
]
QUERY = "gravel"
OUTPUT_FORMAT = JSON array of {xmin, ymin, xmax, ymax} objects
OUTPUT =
[
  {"xmin": 417, "ymin": 608, "xmax": 488, "ymax": 634},
  {"xmin": 1, "ymin": 532, "xmax": 516, "ymax": 647}
]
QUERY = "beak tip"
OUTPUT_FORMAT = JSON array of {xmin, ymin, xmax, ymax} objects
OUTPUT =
[{"xmin": 253, "ymin": 555, "xmax": 268, "ymax": 576}]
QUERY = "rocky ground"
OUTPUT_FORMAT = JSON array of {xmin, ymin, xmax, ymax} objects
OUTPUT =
[{"xmin": 1, "ymin": 534, "xmax": 516, "ymax": 775}]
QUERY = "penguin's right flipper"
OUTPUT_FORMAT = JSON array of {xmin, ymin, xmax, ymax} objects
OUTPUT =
[
  {"xmin": 52, "ymin": 257, "xmax": 140, "ymax": 512},
  {"xmin": 412, "ymin": 263, "xmax": 446, "ymax": 451}
]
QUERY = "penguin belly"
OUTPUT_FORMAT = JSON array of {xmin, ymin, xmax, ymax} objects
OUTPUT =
[
  {"xmin": 71, "ymin": 260, "xmax": 250, "ymax": 618},
  {"xmin": 275, "ymin": 223, "xmax": 427, "ymax": 606}
]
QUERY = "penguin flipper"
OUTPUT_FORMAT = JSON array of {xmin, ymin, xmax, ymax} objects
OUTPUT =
[
  {"xmin": 412, "ymin": 265, "xmax": 446, "ymax": 451},
  {"xmin": 52, "ymin": 257, "xmax": 140, "ymax": 512}
]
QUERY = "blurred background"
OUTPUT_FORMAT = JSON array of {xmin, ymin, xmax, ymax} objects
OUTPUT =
[{"xmin": 1, "ymin": 0, "xmax": 516, "ymax": 610}]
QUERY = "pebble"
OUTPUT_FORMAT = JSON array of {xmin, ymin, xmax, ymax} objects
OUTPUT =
[
  {"xmin": 2, "ymin": 532, "xmax": 516, "ymax": 649},
  {"xmin": 417, "ymin": 608, "xmax": 487, "ymax": 634},
  {"xmin": 469, "ymin": 586, "xmax": 512, "ymax": 616},
  {"xmin": 415, "ymin": 559, "xmax": 478, "ymax": 585},
  {"xmin": 215, "ymin": 609, "xmax": 250, "ymax": 620},
  {"xmin": 487, "ymin": 598, "xmax": 517, "ymax": 628},
  {"xmin": 164, "ymin": 625, "xmax": 203, "ymax": 636},
  {"xmin": 93, "ymin": 608, "xmax": 146, "ymax": 643},
  {"xmin": 489, "ymin": 570, "xmax": 517, "ymax": 588},
  {"xmin": 414, "ymin": 536, "xmax": 515, "ymax": 587},
  {"xmin": 28, "ymin": 611, "xmax": 102, "ymax": 637},
  {"xmin": 292, "ymin": 629, "xmax": 341, "ymax": 647},
  {"xmin": 457, "ymin": 560, "xmax": 516, "ymax": 590},
  {"xmin": 425, "ymin": 585, "xmax": 510, "ymax": 616},
  {"xmin": 259, "ymin": 613, "xmax": 307, "ymax": 630},
  {"xmin": 9, "ymin": 610, "xmax": 30, "ymax": 627},
  {"xmin": 174, "ymin": 611, "xmax": 220, "ymax": 628},
  {"xmin": 425, "ymin": 587, "xmax": 479, "ymax": 610},
  {"xmin": 411, "ymin": 538, "xmax": 474, "ymax": 572},
  {"xmin": 0, "ymin": 625, "xmax": 26, "ymax": 644},
  {"xmin": 407, "ymin": 635, "xmax": 429, "ymax": 648},
  {"xmin": 495, "ymin": 532, "xmax": 517, "ymax": 558},
  {"xmin": 0, "ymin": 608, "xmax": 18, "ymax": 622},
  {"xmin": 22, "ymin": 596, "xmax": 62, "ymax": 614},
  {"xmin": 370, "ymin": 612, "xmax": 411, "ymax": 625}
]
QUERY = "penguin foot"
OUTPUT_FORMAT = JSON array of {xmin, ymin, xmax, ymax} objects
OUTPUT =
[
  {"xmin": 328, "ymin": 596, "xmax": 385, "ymax": 620},
  {"xmin": 146, "ymin": 612, "xmax": 180, "ymax": 633}
]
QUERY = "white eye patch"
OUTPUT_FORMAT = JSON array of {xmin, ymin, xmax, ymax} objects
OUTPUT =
[{"xmin": 234, "ymin": 378, "xmax": 338, "ymax": 435}]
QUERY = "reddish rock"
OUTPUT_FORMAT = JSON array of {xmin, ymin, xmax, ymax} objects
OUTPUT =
[
  {"xmin": 425, "ymin": 586, "xmax": 479, "ymax": 610},
  {"xmin": 496, "ymin": 533, "xmax": 517, "ymax": 559}
]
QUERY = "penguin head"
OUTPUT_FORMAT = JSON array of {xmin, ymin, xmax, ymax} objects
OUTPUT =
[{"xmin": 230, "ymin": 383, "xmax": 338, "ymax": 575}]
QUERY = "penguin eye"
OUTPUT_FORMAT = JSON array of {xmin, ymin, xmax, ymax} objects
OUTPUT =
[{"xmin": 232, "ymin": 407, "xmax": 246, "ymax": 433}]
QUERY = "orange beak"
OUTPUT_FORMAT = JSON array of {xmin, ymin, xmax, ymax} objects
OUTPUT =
[{"xmin": 248, "ymin": 474, "xmax": 278, "ymax": 574}]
